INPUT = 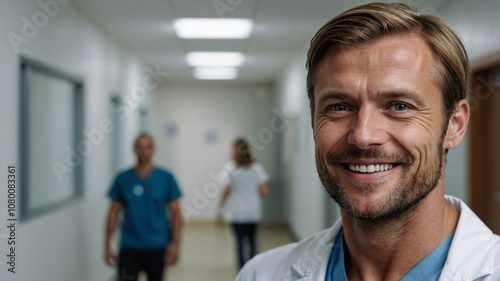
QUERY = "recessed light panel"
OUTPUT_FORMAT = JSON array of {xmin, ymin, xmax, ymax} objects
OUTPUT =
[
  {"xmin": 173, "ymin": 18, "xmax": 253, "ymax": 39},
  {"xmin": 186, "ymin": 52, "xmax": 245, "ymax": 67},
  {"xmin": 193, "ymin": 67, "xmax": 238, "ymax": 80}
]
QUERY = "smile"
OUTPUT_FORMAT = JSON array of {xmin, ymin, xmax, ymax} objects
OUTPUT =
[{"xmin": 347, "ymin": 164, "xmax": 395, "ymax": 173}]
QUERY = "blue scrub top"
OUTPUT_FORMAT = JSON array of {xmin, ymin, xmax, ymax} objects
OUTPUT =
[
  {"xmin": 108, "ymin": 167, "xmax": 182, "ymax": 249},
  {"xmin": 325, "ymin": 229, "xmax": 454, "ymax": 281}
]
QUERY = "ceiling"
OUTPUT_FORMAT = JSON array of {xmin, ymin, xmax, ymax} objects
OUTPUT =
[{"xmin": 71, "ymin": 0, "xmax": 447, "ymax": 83}]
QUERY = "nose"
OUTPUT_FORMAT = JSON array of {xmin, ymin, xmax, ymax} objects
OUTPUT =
[{"xmin": 347, "ymin": 107, "xmax": 388, "ymax": 150}]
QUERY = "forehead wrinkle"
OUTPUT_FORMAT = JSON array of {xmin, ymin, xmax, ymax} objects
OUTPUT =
[
  {"xmin": 314, "ymin": 34, "xmax": 441, "ymax": 104},
  {"xmin": 368, "ymin": 45, "xmax": 428, "ymax": 77},
  {"xmin": 328, "ymin": 34, "xmax": 433, "ymax": 73},
  {"xmin": 315, "ymin": 52, "xmax": 367, "ymax": 98}
]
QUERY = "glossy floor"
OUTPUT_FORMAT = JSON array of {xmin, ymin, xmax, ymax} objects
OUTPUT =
[{"xmin": 137, "ymin": 222, "xmax": 294, "ymax": 281}]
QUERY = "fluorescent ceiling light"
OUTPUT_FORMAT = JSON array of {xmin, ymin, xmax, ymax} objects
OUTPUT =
[
  {"xmin": 173, "ymin": 18, "xmax": 253, "ymax": 39},
  {"xmin": 194, "ymin": 67, "xmax": 238, "ymax": 80},
  {"xmin": 186, "ymin": 52, "xmax": 245, "ymax": 67}
]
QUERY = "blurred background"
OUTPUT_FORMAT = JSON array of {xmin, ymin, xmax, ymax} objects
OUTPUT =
[{"xmin": 0, "ymin": 0, "xmax": 499, "ymax": 280}]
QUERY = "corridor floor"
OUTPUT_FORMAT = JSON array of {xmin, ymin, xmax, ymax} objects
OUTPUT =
[{"xmin": 138, "ymin": 222, "xmax": 294, "ymax": 281}]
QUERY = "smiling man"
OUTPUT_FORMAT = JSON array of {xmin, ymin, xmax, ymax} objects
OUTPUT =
[{"xmin": 236, "ymin": 3, "xmax": 500, "ymax": 281}]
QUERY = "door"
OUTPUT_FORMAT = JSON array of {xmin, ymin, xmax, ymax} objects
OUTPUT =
[{"xmin": 469, "ymin": 63, "xmax": 500, "ymax": 233}]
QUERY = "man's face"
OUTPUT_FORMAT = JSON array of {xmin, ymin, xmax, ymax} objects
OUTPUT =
[
  {"xmin": 135, "ymin": 136, "xmax": 154, "ymax": 164},
  {"xmin": 313, "ymin": 34, "xmax": 449, "ymax": 222}
]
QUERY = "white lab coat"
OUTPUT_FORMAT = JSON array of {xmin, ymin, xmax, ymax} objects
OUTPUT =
[{"xmin": 236, "ymin": 196, "xmax": 500, "ymax": 280}]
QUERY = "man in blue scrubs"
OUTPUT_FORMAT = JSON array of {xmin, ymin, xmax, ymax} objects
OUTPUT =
[
  {"xmin": 104, "ymin": 133, "xmax": 182, "ymax": 281},
  {"xmin": 236, "ymin": 3, "xmax": 499, "ymax": 280}
]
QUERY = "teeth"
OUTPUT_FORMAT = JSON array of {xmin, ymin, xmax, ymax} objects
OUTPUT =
[{"xmin": 348, "ymin": 164, "xmax": 394, "ymax": 173}]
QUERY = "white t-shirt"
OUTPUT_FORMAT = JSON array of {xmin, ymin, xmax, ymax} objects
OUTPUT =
[{"xmin": 222, "ymin": 161, "xmax": 269, "ymax": 223}]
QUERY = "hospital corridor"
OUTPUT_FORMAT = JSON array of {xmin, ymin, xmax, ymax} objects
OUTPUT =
[{"xmin": 1, "ymin": 0, "xmax": 500, "ymax": 280}]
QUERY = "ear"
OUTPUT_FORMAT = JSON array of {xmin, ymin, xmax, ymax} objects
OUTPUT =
[{"xmin": 443, "ymin": 99, "xmax": 470, "ymax": 150}]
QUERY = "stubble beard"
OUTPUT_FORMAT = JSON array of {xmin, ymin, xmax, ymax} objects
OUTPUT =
[{"xmin": 317, "ymin": 142, "xmax": 444, "ymax": 224}]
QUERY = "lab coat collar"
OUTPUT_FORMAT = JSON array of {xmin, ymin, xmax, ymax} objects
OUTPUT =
[
  {"xmin": 290, "ymin": 220, "xmax": 342, "ymax": 279},
  {"xmin": 441, "ymin": 195, "xmax": 495, "ymax": 280},
  {"xmin": 289, "ymin": 196, "xmax": 497, "ymax": 280}
]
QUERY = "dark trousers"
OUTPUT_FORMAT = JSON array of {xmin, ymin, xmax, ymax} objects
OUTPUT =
[
  {"xmin": 118, "ymin": 247, "xmax": 165, "ymax": 281},
  {"xmin": 231, "ymin": 223, "xmax": 258, "ymax": 269}
]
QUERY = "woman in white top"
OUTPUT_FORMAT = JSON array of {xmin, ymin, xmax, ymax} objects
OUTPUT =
[{"xmin": 221, "ymin": 138, "xmax": 269, "ymax": 269}]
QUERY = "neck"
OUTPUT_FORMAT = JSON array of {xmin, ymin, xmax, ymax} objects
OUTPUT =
[
  {"xmin": 342, "ymin": 190, "xmax": 459, "ymax": 281},
  {"xmin": 136, "ymin": 161, "xmax": 153, "ymax": 172}
]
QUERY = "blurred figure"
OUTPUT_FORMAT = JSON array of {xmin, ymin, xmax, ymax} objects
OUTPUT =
[
  {"xmin": 104, "ymin": 133, "xmax": 182, "ymax": 281},
  {"xmin": 221, "ymin": 138, "xmax": 269, "ymax": 269}
]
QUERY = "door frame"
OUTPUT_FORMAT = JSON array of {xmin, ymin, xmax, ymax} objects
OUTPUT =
[{"xmin": 469, "ymin": 51, "xmax": 500, "ymax": 232}]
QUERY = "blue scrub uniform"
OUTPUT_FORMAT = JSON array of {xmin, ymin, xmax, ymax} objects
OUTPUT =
[{"xmin": 108, "ymin": 167, "xmax": 182, "ymax": 249}]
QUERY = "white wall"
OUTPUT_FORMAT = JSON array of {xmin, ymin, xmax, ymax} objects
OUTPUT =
[
  {"xmin": 152, "ymin": 83, "xmax": 284, "ymax": 223},
  {"xmin": 276, "ymin": 53, "xmax": 333, "ymax": 240},
  {"xmin": 0, "ymin": 1, "xmax": 148, "ymax": 280},
  {"xmin": 438, "ymin": 0, "xmax": 500, "ymax": 64},
  {"xmin": 438, "ymin": 0, "xmax": 500, "ymax": 203}
]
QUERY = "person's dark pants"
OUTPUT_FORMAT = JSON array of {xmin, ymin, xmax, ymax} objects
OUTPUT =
[
  {"xmin": 231, "ymin": 223, "xmax": 258, "ymax": 269},
  {"xmin": 118, "ymin": 247, "xmax": 165, "ymax": 281}
]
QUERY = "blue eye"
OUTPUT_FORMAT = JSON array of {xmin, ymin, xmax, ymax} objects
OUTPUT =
[
  {"xmin": 392, "ymin": 103, "xmax": 409, "ymax": 111},
  {"xmin": 331, "ymin": 104, "xmax": 348, "ymax": 111}
]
